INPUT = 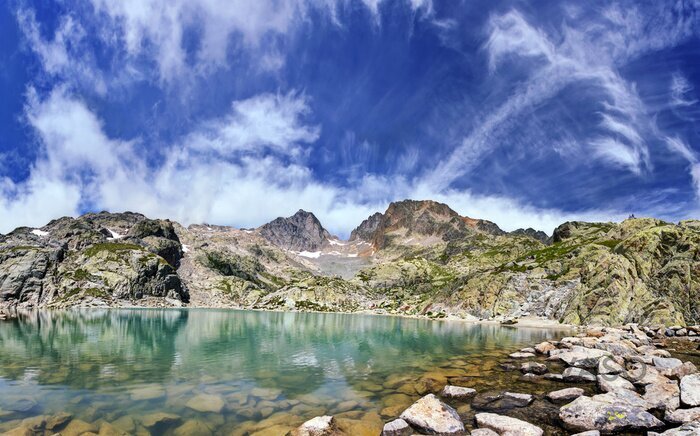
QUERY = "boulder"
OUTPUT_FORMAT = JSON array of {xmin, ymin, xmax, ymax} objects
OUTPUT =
[
  {"xmin": 681, "ymin": 374, "xmax": 700, "ymax": 406},
  {"xmin": 60, "ymin": 419, "xmax": 99, "ymax": 436},
  {"xmin": 648, "ymin": 421, "xmax": 700, "ymax": 435},
  {"xmin": 535, "ymin": 342, "xmax": 556, "ymax": 355},
  {"xmin": 520, "ymin": 362, "xmax": 547, "ymax": 375},
  {"xmin": 571, "ymin": 431, "xmax": 600, "ymax": 436},
  {"xmin": 46, "ymin": 412, "xmax": 73, "ymax": 430},
  {"xmin": 520, "ymin": 347, "xmax": 537, "ymax": 354},
  {"xmin": 474, "ymin": 413, "xmax": 543, "ymax": 436},
  {"xmin": 399, "ymin": 394, "xmax": 465, "ymax": 435},
  {"xmin": 597, "ymin": 357, "xmax": 624, "ymax": 375},
  {"xmin": 562, "ymin": 367, "xmax": 596, "ymax": 383},
  {"xmin": 664, "ymin": 407, "xmax": 700, "ymax": 424},
  {"xmin": 440, "ymin": 385, "xmax": 476, "ymax": 400},
  {"xmin": 503, "ymin": 392, "xmax": 534, "ymax": 407},
  {"xmin": 510, "ymin": 352, "xmax": 536, "ymax": 358},
  {"xmin": 381, "ymin": 419, "xmax": 412, "ymax": 436},
  {"xmin": 558, "ymin": 346, "xmax": 611, "ymax": 368},
  {"xmin": 471, "ymin": 429, "xmax": 499, "ymax": 436},
  {"xmin": 140, "ymin": 413, "xmax": 181, "ymax": 431},
  {"xmin": 559, "ymin": 394, "xmax": 662, "ymax": 433},
  {"xmin": 173, "ymin": 419, "xmax": 214, "ymax": 436},
  {"xmin": 547, "ymin": 388, "xmax": 584, "ymax": 402},
  {"xmin": 185, "ymin": 393, "xmax": 225, "ymax": 413},
  {"xmin": 643, "ymin": 378, "xmax": 680, "ymax": 411},
  {"xmin": 290, "ymin": 416, "xmax": 343, "ymax": 436},
  {"xmin": 544, "ymin": 373, "xmax": 563, "ymax": 381},
  {"xmin": 597, "ymin": 374, "xmax": 635, "ymax": 393}
]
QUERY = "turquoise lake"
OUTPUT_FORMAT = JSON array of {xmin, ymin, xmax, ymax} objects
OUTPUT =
[{"xmin": 0, "ymin": 309, "xmax": 575, "ymax": 435}]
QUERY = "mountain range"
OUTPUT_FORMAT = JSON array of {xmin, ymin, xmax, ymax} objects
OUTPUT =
[{"xmin": 1, "ymin": 199, "xmax": 698, "ymax": 326}]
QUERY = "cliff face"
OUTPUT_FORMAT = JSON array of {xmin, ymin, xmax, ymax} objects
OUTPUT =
[{"xmin": 2, "ymin": 203, "xmax": 699, "ymax": 327}]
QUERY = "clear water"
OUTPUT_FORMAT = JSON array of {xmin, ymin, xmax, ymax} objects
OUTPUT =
[{"xmin": 0, "ymin": 309, "xmax": 574, "ymax": 435}]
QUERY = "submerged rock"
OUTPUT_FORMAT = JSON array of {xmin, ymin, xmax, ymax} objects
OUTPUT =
[
  {"xmin": 399, "ymin": 394, "xmax": 465, "ymax": 435},
  {"xmin": 185, "ymin": 393, "xmax": 225, "ymax": 413},
  {"xmin": 474, "ymin": 413, "xmax": 543, "ymax": 436}
]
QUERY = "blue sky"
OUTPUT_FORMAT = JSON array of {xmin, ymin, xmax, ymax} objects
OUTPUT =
[{"xmin": 1, "ymin": 0, "xmax": 699, "ymax": 237}]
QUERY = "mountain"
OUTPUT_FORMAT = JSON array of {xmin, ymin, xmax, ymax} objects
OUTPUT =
[
  {"xmin": 259, "ymin": 210, "xmax": 332, "ymax": 252},
  {"xmin": 1, "ymin": 201, "xmax": 699, "ymax": 327},
  {"xmin": 349, "ymin": 200, "xmax": 480, "ymax": 249}
]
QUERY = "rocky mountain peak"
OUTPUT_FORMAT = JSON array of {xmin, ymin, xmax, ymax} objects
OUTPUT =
[
  {"xmin": 259, "ymin": 210, "xmax": 332, "ymax": 252},
  {"xmin": 510, "ymin": 228, "xmax": 550, "ymax": 244}
]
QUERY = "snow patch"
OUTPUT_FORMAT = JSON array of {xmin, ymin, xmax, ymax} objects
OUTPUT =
[
  {"xmin": 327, "ymin": 239, "xmax": 347, "ymax": 246},
  {"xmin": 107, "ymin": 228, "xmax": 125, "ymax": 240},
  {"xmin": 182, "ymin": 244, "xmax": 190, "ymax": 253},
  {"xmin": 296, "ymin": 251, "xmax": 322, "ymax": 259},
  {"xmin": 31, "ymin": 229, "xmax": 49, "ymax": 237}
]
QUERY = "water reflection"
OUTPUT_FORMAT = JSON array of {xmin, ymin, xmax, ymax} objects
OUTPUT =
[{"xmin": 0, "ymin": 309, "xmax": 571, "ymax": 433}]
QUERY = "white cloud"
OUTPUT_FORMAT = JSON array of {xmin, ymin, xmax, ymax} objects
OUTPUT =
[
  {"xmin": 671, "ymin": 72, "xmax": 698, "ymax": 107},
  {"xmin": 664, "ymin": 136, "xmax": 700, "ymax": 200}
]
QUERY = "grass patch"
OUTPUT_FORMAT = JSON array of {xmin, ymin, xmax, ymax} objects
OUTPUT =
[{"xmin": 85, "ymin": 243, "xmax": 143, "ymax": 257}]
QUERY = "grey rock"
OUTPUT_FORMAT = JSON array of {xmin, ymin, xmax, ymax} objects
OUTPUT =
[
  {"xmin": 291, "ymin": 415, "xmax": 341, "ymax": 436},
  {"xmin": 558, "ymin": 346, "xmax": 611, "ymax": 368},
  {"xmin": 562, "ymin": 367, "xmax": 596, "ymax": 383},
  {"xmin": 681, "ymin": 374, "xmax": 700, "ymax": 407},
  {"xmin": 470, "ymin": 429, "xmax": 499, "ymax": 436},
  {"xmin": 597, "ymin": 374, "xmax": 636, "ymax": 393},
  {"xmin": 440, "ymin": 385, "xmax": 476, "ymax": 400},
  {"xmin": 475, "ymin": 413, "xmax": 543, "ymax": 436},
  {"xmin": 381, "ymin": 419, "xmax": 412, "ymax": 436},
  {"xmin": 643, "ymin": 377, "xmax": 680, "ymax": 411},
  {"xmin": 649, "ymin": 421, "xmax": 700, "ymax": 435},
  {"xmin": 399, "ymin": 394, "xmax": 465, "ymax": 435},
  {"xmin": 260, "ymin": 210, "xmax": 332, "ymax": 252},
  {"xmin": 520, "ymin": 362, "xmax": 548, "ymax": 375},
  {"xmin": 559, "ymin": 394, "xmax": 663, "ymax": 433},
  {"xmin": 664, "ymin": 407, "xmax": 700, "ymax": 424},
  {"xmin": 547, "ymin": 387, "xmax": 585, "ymax": 402},
  {"xmin": 597, "ymin": 356, "xmax": 624, "ymax": 375},
  {"xmin": 503, "ymin": 392, "xmax": 534, "ymax": 407}
]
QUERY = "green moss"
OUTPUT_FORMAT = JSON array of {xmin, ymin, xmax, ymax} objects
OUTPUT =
[
  {"xmin": 595, "ymin": 239, "xmax": 622, "ymax": 250},
  {"xmin": 72, "ymin": 268, "xmax": 91, "ymax": 281},
  {"xmin": 85, "ymin": 243, "xmax": 143, "ymax": 257}
]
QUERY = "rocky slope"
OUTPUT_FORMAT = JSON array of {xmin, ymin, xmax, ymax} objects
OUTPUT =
[{"xmin": 1, "ymin": 201, "xmax": 699, "ymax": 327}]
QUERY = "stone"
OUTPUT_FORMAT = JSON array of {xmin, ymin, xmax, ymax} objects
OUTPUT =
[
  {"xmin": 414, "ymin": 374, "xmax": 447, "ymax": 395},
  {"xmin": 562, "ymin": 367, "xmax": 596, "ymax": 383},
  {"xmin": 503, "ymin": 392, "xmax": 534, "ymax": 407},
  {"xmin": 597, "ymin": 356, "xmax": 624, "ymax": 375},
  {"xmin": 130, "ymin": 385, "xmax": 165, "ymax": 401},
  {"xmin": 654, "ymin": 357, "xmax": 683, "ymax": 371},
  {"xmin": 520, "ymin": 347, "xmax": 536, "ymax": 354},
  {"xmin": 185, "ymin": 393, "xmax": 225, "ymax": 413},
  {"xmin": 4, "ymin": 398, "xmax": 37, "ymax": 412},
  {"xmin": 558, "ymin": 346, "xmax": 611, "ymax": 368},
  {"xmin": 571, "ymin": 432, "xmax": 600, "ymax": 436},
  {"xmin": 535, "ymin": 342, "xmax": 556, "ymax": 355},
  {"xmin": 509, "ymin": 352, "xmax": 536, "ymax": 358},
  {"xmin": 173, "ymin": 419, "xmax": 214, "ymax": 436},
  {"xmin": 46, "ymin": 412, "xmax": 73, "ymax": 430},
  {"xmin": 290, "ymin": 416, "xmax": 342, "ymax": 436},
  {"xmin": 470, "ymin": 429, "xmax": 499, "ymax": 436},
  {"xmin": 2, "ymin": 427, "xmax": 33, "ymax": 436},
  {"xmin": 140, "ymin": 413, "xmax": 181, "ymax": 430},
  {"xmin": 440, "ymin": 385, "xmax": 476, "ymax": 400},
  {"xmin": 643, "ymin": 378, "xmax": 680, "ymax": 411},
  {"xmin": 61, "ymin": 419, "xmax": 99, "ymax": 436},
  {"xmin": 381, "ymin": 419, "xmax": 412, "ymax": 436},
  {"xmin": 111, "ymin": 416, "xmax": 136, "ymax": 434},
  {"xmin": 474, "ymin": 413, "xmax": 543, "ymax": 436},
  {"xmin": 399, "ymin": 394, "xmax": 465, "ymax": 435},
  {"xmin": 664, "ymin": 407, "xmax": 700, "ymax": 424},
  {"xmin": 547, "ymin": 388, "xmax": 584, "ymax": 402},
  {"xmin": 597, "ymin": 374, "xmax": 635, "ymax": 393},
  {"xmin": 21, "ymin": 415, "xmax": 47, "ymax": 432},
  {"xmin": 649, "ymin": 421, "xmax": 700, "ymax": 435},
  {"xmin": 681, "ymin": 374, "xmax": 700, "ymax": 406},
  {"xmin": 544, "ymin": 373, "xmax": 563, "ymax": 381},
  {"xmin": 520, "ymin": 362, "xmax": 547, "ymax": 375},
  {"xmin": 98, "ymin": 422, "xmax": 126, "ymax": 436},
  {"xmin": 677, "ymin": 328, "xmax": 688, "ymax": 336},
  {"xmin": 559, "ymin": 394, "xmax": 663, "ymax": 433}
]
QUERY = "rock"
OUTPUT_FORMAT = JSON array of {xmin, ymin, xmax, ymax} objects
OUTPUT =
[
  {"xmin": 185, "ymin": 393, "xmax": 225, "ymax": 413},
  {"xmin": 654, "ymin": 357, "xmax": 683, "ymax": 371},
  {"xmin": 664, "ymin": 407, "xmax": 700, "ymax": 424},
  {"xmin": 509, "ymin": 352, "xmax": 536, "ymax": 358},
  {"xmin": 474, "ymin": 413, "xmax": 543, "ymax": 436},
  {"xmin": 20, "ymin": 416, "xmax": 47, "ymax": 432},
  {"xmin": 643, "ymin": 378, "xmax": 680, "ymax": 411},
  {"xmin": 2, "ymin": 427, "xmax": 33, "ymax": 436},
  {"xmin": 520, "ymin": 347, "xmax": 536, "ymax": 354},
  {"xmin": 544, "ymin": 373, "xmax": 563, "ymax": 381},
  {"xmin": 173, "ymin": 419, "xmax": 213, "ymax": 436},
  {"xmin": 140, "ymin": 413, "xmax": 181, "ymax": 431},
  {"xmin": 559, "ymin": 394, "xmax": 663, "ymax": 433},
  {"xmin": 290, "ymin": 416, "xmax": 343, "ymax": 436},
  {"xmin": 597, "ymin": 374, "xmax": 635, "ymax": 393},
  {"xmin": 4, "ymin": 398, "xmax": 37, "ymax": 412},
  {"xmin": 571, "ymin": 432, "xmax": 600, "ymax": 436},
  {"xmin": 440, "ymin": 385, "xmax": 476, "ymax": 400},
  {"xmin": 260, "ymin": 210, "xmax": 331, "ymax": 252},
  {"xmin": 503, "ymin": 392, "xmax": 534, "ymax": 407},
  {"xmin": 535, "ymin": 342, "xmax": 556, "ymax": 355},
  {"xmin": 130, "ymin": 385, "xmax": 165, "ymax": 401},
  {"xmin": 399, "ymin": 394, "xmax": 465, "ymax": 435},
  {"xmin": 562, "ymin": 367, "xmax": 596, "ymax": 382},
  {"xmin": 681, "ymin": 374, "xmax": 700, "ymax": 406},
  {"xmin": 677, "ymin": 328, "xmax": 688, "ymax": 336},
  {"xmin": 597, "ymin": 356, "xmax": 624, "ymax": 375},
  {"xmin": 381, "ymin": 419, "xmax": 412, "ymax": 436},
  {"xmin": 98, "ymin": 422, "xmax": 126, "ymax": 436},
  {"xmin": 60, "ymin": 419, "xmax": 99, "ymax": 436},
  {"xmin": 558, "ymin": 346, "xmax": 611, "ymax": 368},
  {"xmin": 649, "ymin": 421, "xmax": 700, "ymax": 435},
  {"xmin": 547, "ymin": 388, "xmax": 584, "ymax": 402},
  {"xmin": 415, "ymin": 374, "xmax": 447, "ymax": 395},
  {"xmin": 46, "ymin": 412, "xmax": 73, "ymax": 430},
  {"xmin": 520, "ymin": 362, "xmax": 547, "ymax": 375},
  {"xmin": 470, "ymin": 429, "xmax": 499, "ymax": 436}
]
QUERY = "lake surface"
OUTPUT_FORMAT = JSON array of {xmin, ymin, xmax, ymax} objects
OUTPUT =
[{"xmin": 0, "ymin": 309, "xmax": 574, "ymax": 435}]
